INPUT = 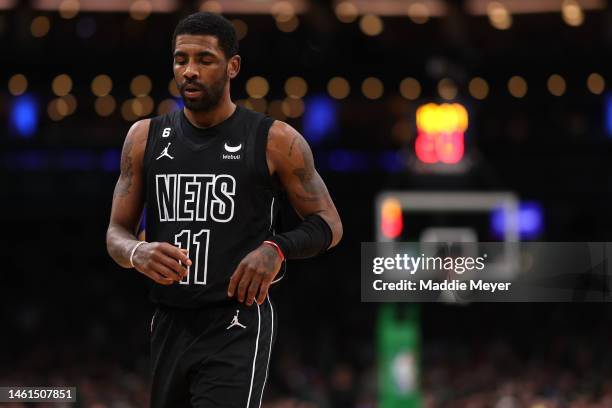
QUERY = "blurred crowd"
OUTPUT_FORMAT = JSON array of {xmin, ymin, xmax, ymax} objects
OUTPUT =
[{"xmin": 4, "ymin": 301, "xmax": 612, "ymax": 408}]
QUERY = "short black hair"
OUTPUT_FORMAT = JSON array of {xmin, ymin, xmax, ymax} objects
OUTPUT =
[{"xmin": 172, "ymin": 12, "xmax": 238, "ymax": 59}]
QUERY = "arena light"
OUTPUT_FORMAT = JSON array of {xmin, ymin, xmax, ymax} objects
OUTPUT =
[
  {"xmin": 360, "ymin": 14, "xmax": 383, "ymax": 36},
  {"xmin": 335, "ymin": 1, "xmax": 358, "ymax": 23},
  {"xmin": 469, "ymin": 77, "xmax": 489, "ymax": 100},
  {"xmin": 587, "ymin": 73, "xmax": 605, "ymax": 95},
  {"xmin": 562, "ymin": 0, "xmax": 584, "ymax": 26},
  {"xmin": 486, "ymin": 2, "xmax": 512, "ymax": 30},
  {"xmin": 32, "ymin": 0, "xmax": 178, "ymax": 12},
  {"xmin": 11, "ymin": 94, "xmax": 39, "ymax": 138},
  {"xmin": 438, "ymin": 78, "xmax": 457, "ymax": 100},
  {"xmin": 415, "ymin": 103, "xmax": 468, "ymax": 164},
  {"xmin": 92, "ymin": 75, "xmax": 113, "ymax": 97},
  {"xmin": 327, "ymin": 77, "xmax": 350, "ymax": 99},
  {"xmin": 399, "ymin": 78, "xmax": 421, "ymax": 100},
  {"xmin": 276, "ymin": 15, "xmax": 299, "ymax": 32},
  {"xmin": 31, "ymin": 16, "xmax": 51, "ymax": 38},
  {"xmin": 52, "ymin": 74, "xmax": 72, "ymax": 97},
  {"xmin": 200, "ymin": 0, "xmax": 307, "ymax": 15},
  {"xmin": 285, "ymin": 77, "xmax": 308, "ymax": 99},
  {"xmin": 362, "ymin": 77, "xmax": 384, "ymax": 99},
  {"xmin": 231, "ymin": 19, "xmax": 248, "ymax": 40},
  {"xmin": 508, "ymin": 76, "xmax": 528, "ymax": 98},
  {"xmin": 408, "ymin": 2, "xmax": 430, "ymax": 24},
  {"xmin": 491, "ymin": 201, "xmax": 543, "ymax": 240},
  {"xmin": 606, "ymin": 94, "xmax": 612, "ymax": 138},
  {"xmin": 381, "ymin": 198, "xmax": 403, "ymax": 239},
  {"xmin": 8, "ymin": 74, "xmax": 28, "ymax": 96},
  {"xmin": 303, "ymin": 95, "xmax": 337, "ymax": 145},
  {"xmin": 547, "ymin": 74, "xmax": 566, "ymax": 97},
  {"xmin": 339, "ymin": 0, "xmax": 447, "ymax": 17},
  {"xmin": 281, "ymin": 97, "xmax": 304, "ymax": 118},
  {"xmin": 246, "ymin": 76, "xmax": 269, "ymax": 99},
  {"xmin": 466, "ymin": 0, "xmax": 603, "ymax": 15}
]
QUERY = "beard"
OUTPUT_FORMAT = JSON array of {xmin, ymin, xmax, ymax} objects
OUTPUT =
[{"xmin": 178, "ymin": 71, "xmax": 227, "ymax": 112}]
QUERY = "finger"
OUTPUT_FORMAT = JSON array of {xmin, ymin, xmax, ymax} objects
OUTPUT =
[
  {"xmin": 156, "ymin": 253, "xmax": 188, "ymax": 279},
  {"xmin": 237, "ymin": 268, "xmax": 254, "ymax": 303},
  {"xmin": 228, "ymin": 263, "xmax": 245, "ymax": 297},
  {"xmin": 256, "ymin": 280, "xmax": 271, "ymax": 305},
  {"xmin": 148, "ymin": 270, "xmax": 174, "ymax": 285},
  {"xmin": 246, "ymin": 274, "xmax": 263, "ymax": 306},
  {"xmin": 160, "ymin": 243, "xmax": 192, "ymax": 267},
  {"xmin": 153, "ymin": 264, "xmax": 182, "ymax": 282}
]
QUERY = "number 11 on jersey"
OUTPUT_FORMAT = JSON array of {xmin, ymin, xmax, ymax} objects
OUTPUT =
[{"xmin": 174, "ymin": 229, "xmax": 210, "ymax": 285}]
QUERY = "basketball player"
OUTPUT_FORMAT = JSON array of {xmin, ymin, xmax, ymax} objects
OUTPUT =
[{"xmin": 105, "ymin": 12, "xmax": 342, "ymax": 408}]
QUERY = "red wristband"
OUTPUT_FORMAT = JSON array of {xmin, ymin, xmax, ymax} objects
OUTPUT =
[{"xmin": 263, "ymin": 240, "xmax": 285, "ymax": 262}]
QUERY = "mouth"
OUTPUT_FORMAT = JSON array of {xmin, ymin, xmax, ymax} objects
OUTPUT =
[{"xmin": 183, "ymin": 84, "xmax": 204, "ymax": 98}]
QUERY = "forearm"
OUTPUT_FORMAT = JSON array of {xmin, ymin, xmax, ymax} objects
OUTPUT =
[
  {"xmin": 106, "ymin": 223, "xmax": 143, "ymax": 268},
  {"xmin": 268, "ymin": 212, "xmax": 339, "ymax": 260}
]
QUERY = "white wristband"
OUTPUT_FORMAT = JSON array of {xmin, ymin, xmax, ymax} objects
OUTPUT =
[{"xmin": 129, "ymin": 241, "xmax": 147, "ymax": 268}]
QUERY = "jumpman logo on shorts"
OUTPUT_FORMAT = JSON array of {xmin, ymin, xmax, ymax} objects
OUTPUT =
[
  {"xmin": 226, "ymin": 309, "xmax": 247, "ymax": 330},
  {"xmin": 156, "ymin": 142, "xmax": 174, "ymax": 160}
]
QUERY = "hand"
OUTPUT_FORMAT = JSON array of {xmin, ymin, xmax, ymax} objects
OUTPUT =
[
  {"xmin": 228, "ymin": 244, "xmax": 283, "ymax": 305},
  {"xmin": 132, "ymin": 242, "xmax": 192, "ymax": 285}
]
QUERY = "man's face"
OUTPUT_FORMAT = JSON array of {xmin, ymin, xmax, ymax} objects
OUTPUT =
[{"xmin": 173, "ymin": 34, "xmax": 236, "ymax": 112}]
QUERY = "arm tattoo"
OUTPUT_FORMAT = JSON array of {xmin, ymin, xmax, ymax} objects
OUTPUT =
[
  {"xmin": 261, "ymin": 246, "xmax": 277, "ymax": 270},
  {"xmin": 114, "ymin": 136, "xmax": 135, "ymax": 198},
  {"xmin": 288, "ymin": 135, "xmax": 298, "ymax": 157},
  {"xmin": 291, "ymin": 138, "xmax": 322, "ymax": 199}
]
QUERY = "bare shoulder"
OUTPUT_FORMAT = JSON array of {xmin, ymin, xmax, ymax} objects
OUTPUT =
[
  {"xmin": 126, "ymin": 118, "xmax": 151, "ymax": 147},
  {"xmin": 266, "ymin": 120, "xmax": 312, "ymax": 172},
  {"xmin": 267, "ymin": 120, "xmax": 300, "ymax": 148}
]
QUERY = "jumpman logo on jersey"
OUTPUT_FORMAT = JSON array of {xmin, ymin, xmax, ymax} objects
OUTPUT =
[
  {"xmin": 226, "ymin": 310, "xmax": 247, "ymax": 330},
  {"xmin": 156, "ymin": 142, "xmax": 174, "ymax": 160}
]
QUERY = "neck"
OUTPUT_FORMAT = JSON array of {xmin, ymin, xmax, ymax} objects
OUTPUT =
[{"xmin": 183, "ymin": 93, "xmax": 236, "ymax": 129}]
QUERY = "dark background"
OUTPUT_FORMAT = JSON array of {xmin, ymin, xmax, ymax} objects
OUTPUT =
[{"xmin": 2, "ymin": 0, "xmax": 612, "ymax": 407}]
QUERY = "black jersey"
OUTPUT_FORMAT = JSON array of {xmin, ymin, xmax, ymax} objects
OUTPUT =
[{"xmin": 143, "ymin": 106, "xmax": 279, "ymax": 308}]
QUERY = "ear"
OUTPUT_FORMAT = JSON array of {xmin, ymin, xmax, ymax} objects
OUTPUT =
[{"xmin": 227, "ymin": 55, "xmax": 241, "ymax": 79}]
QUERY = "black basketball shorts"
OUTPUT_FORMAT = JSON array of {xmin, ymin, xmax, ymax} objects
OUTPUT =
[{"xmin": 150, "ymin": 298, "xmax": 276, "ymax": 408}]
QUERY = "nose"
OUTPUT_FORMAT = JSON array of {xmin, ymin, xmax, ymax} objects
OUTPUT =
[{"xmin": 183, "ymin": 60, "xmax": 198, "ymax": 80}]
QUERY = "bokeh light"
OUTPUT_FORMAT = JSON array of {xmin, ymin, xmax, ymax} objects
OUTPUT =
[
  {"xmin": 281, "ymin": 97, "xmax": 304, "ymax": 118},
  {"xmin": 469, "ymin": 77, "xmax": 489, "ymax": 100},
  {"xmin": 438, "ymin": 78, "xmax": 457, "ymax": 100},
  {"xmin": 246, "ymin": 76, "xmax": 269, "ymax": 99},
  {"xmin": 362, "ymin": 77, "xmax": 384, "ymax": 100},
  {"xmin": 58, "ymin": 0, "xmax": 79, "ymax": 19},
  {"xmin": 399, "ymin": 78, "xmax": 421, "ymax": 100},
  {"xmin": 52, "ymin": 74, "xmax": 73, "ymax": 97},
  {"xmin": 407, "ymin": 2, "xmax": 430, "ymax": 24},
  {"xmin": 335, "ymin": 1, "xmax": 358, "ymax": 23},
  {"xmin": 130, "ymin": 75, "xmax": 152, "ymax": 97},
  {"xmin": 8, "ymin": 74, "xmax": 28, "ymax": 96},
  {"xmin": 508, "ymin": 76, "xmax": 528, "ymax": 98},
  {"xmin": 285, "ymin": 77, "xmax": 308, "ymax": 99},
  {"xmin": 231, "ymin": 19, "xmax": 248, "ymax": 41},
  {"xmin": 91, "ymin": 75, "xmax": 113, "ymax": 97},
  {"xmin": 587, "ymin": 73, "xmax": 605, "ymax": 95},
  {"xmin": 548, "ymin": 74, "xmax": 566, "ymax": 97},
  {"xmin": 487, "ymin": 2, "xmax": 512, "ymax": 30},
  {"xmin": 95, "ymin": 95, "xmax": 116, "ymax": 117},
  {"xmin": 30, "ymin": 16, "xmax": 50, "ymax": 38},
  {"xmin": 360, "ymin": 14, "xmax": 383, "ymax": 36},
  {"xmin": 130, "ymin": 0, "xmax": 152, "ymax": 21}
]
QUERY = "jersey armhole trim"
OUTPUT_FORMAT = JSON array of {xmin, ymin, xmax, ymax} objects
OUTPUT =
[
  {"xmin": 253, "ymin": 116, "xmax": 280, "ymax": 191},
  {"xmin": 142, "ymin": 118, "xmax": 159, "ymax": 181}
]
